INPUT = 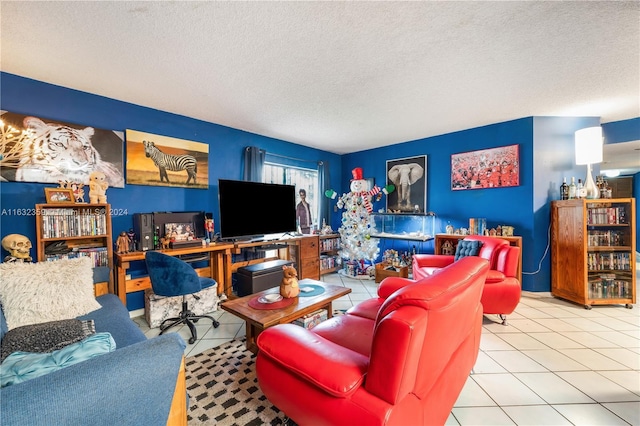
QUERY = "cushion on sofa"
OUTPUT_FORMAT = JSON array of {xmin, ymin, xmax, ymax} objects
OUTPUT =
[
  {"xmin": 0, "ymin": 319, "xmax": 95, "ymax": 363},
  {"xmin": 0, "ymin": 332, "xmax": 116, "ymax": 387},
  {"xmin": 0, "ymin": 257, "xmax": 101, "ymax": 330},
  {"xmin": 454, "ymin": 240, "xmax": 483, "ymax": 261}
]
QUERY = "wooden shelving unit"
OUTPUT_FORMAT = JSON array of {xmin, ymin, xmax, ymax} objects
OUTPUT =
[
  {"xmin": 319, "ymin": 233, "xmax": 341, "ymax": 275},
  {"xmin": 551, "ymin": 198, "xmax": 636, "ymax": 309},
  {"xmin": 35, "ymin": 203, "xmax": 113, "ymax": 296}
]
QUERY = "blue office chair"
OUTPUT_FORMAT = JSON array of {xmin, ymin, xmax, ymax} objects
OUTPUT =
[{"xmin": 145, "ymin": 251, "xmax": 220, "ymax": 344}]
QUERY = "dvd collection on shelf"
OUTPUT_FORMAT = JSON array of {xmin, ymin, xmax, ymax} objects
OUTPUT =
[
  {"xmin": 41, "ymin": 208, "xmax": 108, "ymax": 238},
  {"xmin": 44, "ymin": 246, "xmax": 109, "ymax": 267},
  {"xmin": 587, "ymin": 252, "xmax": 632, "ymax": 271},
  {"xmin": 587, "ymin": 206, "xmax": 628, "ymax": 225},
  {"xmin": 320, "ymin": 255, "xmax": 338, "ymax": 271},
  {"xmin": 320, "ymin": 237, "xmax": 340, "ymax": 252},
  {"xmin": 587, "ymin": 230, "xmax": 626, "ymax": 246}
]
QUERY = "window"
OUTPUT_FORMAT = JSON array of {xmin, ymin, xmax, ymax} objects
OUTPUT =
[{"xmin": 263, "ymin": 162, "xmax": 319, "ymax": 233}]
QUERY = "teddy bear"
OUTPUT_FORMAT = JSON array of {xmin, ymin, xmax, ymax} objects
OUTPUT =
[
  {"xmin": 88, "ymin": 171, "xmax": 109, "ymax": 204},
  {"xmin": 279, "ymin": 265, "xmax": 300, "ymax": 298}
]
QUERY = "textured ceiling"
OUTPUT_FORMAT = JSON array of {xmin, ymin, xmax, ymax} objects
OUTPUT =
[{"xmin": 1, "ymin": 1, "xmax": 638, "ymax": 169}]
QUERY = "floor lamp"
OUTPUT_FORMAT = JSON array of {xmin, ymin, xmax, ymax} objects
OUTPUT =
[{"xmin": 575, "ymin": 126, "xmax": 603, "ymax": 199}]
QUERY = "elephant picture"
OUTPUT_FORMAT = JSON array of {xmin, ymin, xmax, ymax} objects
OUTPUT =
[{"xmin": 386, "ymin": 155, "xmax": 427, "ymax": 213}]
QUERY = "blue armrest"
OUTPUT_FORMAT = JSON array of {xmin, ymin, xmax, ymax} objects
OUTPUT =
[
  {"xmin": 0, "ymin": 333, "xmax": 186, "ymax": 426},
  {"xmin": 77, "ymin": 293, "xmax": 147, "ymax": 348}
]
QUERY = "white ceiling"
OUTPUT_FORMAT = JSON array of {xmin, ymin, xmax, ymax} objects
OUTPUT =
[{"xmin": 1, "ymin": 1, "xmax": 638, "ymax": 171}]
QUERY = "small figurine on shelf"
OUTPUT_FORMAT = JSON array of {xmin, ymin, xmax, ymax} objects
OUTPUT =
[
  {"xmin": 127, "ymin": 228, "xmax": 137, "ymax": 252},
  {"xmin": 280, "ymin": 265, "xmax": 300, "ymax": 298},
  {"xmin": 88, "ymin": 171, "xmax": 108, "ymax": 204},
  {"xmin": 159, "ymin": 237, "xmax": 171, "ymax": 250},
  {"xmin": 70, "ymin": 182, "xmax": 85, "ymax": 203},
  {"xmin": 445, "ymin": 222, "xmax": 454, "ymax": 234},
  {"xmin": 58, "ymin": 180, "xmax": 86, "ymax": 203},
  {"xmin": 319, "ymin": 218, "xmax": 334, "ymax": 235},
  {"xmin": 116, "ymin": 231, "xmax": 130, "ymax": 254},
  {"xmin": 1, "ymin": 234, "xmax": 33, "ymax": 262}
]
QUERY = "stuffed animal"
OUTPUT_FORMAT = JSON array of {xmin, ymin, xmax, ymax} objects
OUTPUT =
[
  {"xmin": 88, "ymin": 171, "xmax": 108, "ymax": 204},
  {"xmin": 279, "ymin": 265, "xmax": 300, "ymax": 298}
]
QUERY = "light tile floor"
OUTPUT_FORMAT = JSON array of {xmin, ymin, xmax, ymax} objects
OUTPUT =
[{"xmin": 134, "ymin": 272, "xmax": 640, "ymax": 425}]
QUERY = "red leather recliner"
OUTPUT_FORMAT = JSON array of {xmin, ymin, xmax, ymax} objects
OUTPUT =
[
  {"xmin": 256, "ymin": 257, "xmax": 490, "ymax": 426},
  {"xmin": 413, "ymin": 235, "xmax": 521, "ymax": 325}
]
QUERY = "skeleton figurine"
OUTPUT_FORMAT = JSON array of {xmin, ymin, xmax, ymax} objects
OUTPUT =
[{"xmin": 2, "ymin": 234, "xmax": 33, "ymax": 262}]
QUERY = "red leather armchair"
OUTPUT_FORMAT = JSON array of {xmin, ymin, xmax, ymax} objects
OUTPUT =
[
  {"xmin": 256, "ymin": 257, "xmax": 489, "ymax": 426},
  {"xmin": 413, "ymin": 235, "xmax": 521, "ymax": 325}
]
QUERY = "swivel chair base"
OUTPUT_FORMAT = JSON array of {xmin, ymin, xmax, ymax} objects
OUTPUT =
[{"xmin": 159, "ymin": 296, "xmax": 220, "ymax": 344}]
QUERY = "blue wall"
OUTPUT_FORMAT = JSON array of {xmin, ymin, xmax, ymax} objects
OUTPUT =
[
  {"xmin": 0, "ymin": 72, "xmax": 342, "ymax": 310},
  {"xmin": 1, "ymin": 72, "xmax": 638, "ymax": 305},
  {"xmin": 340, "ymin": 116, "xmax": 637, "ymax": 293}
]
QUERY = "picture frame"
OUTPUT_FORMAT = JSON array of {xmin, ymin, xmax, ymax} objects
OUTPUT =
[
  {"xmin": 164, "ymin": 222, "xmax": 196, "ymax": 241},
  {"xmin": 125, "ymin": 129, "xmax": 209, "ymax": 189},
  {"xmin": 386, "ymin": 155, "xmax": 427, "ymax": 213},
  {"xmin": 44, "ymin": 188, "xmax": 75, "ymax": 204},
  {"xmin": 451, "ymin": 144, "xmax": 519, "ymax": 190},
  {"xmin": 0, "ymin": 111, "xmax": 125, "ymax": 187}
]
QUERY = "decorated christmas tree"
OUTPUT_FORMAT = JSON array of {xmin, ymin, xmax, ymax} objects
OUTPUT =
[
  {"xmin": 337, "ymin": 189, "xmax": 380, "ymax": 267},
  {"xmin": 326, "ymin": 167, "xmax": 393, "ymax": 276}
]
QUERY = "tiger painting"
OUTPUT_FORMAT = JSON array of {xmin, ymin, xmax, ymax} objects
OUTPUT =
[{"xmin": 13, "ymin": 116, "xmax": 124, "ymax": 187}]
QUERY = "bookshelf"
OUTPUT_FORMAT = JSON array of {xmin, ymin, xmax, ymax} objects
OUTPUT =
[
  {"xmin": 551, "ymin": 198, "xmax": 636, "ymax": 309},
  {"xmin": 35, "ymin": 203, "xmax": 113, "ymax": 295}
]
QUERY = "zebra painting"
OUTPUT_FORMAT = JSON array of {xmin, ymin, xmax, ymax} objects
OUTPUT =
[{"xmin": 143, "ymin": 140, "xmax": 198, "ymax": 185}]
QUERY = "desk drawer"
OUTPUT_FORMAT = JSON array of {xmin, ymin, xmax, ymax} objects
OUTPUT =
[
  {"xmin": 299, "ymin": 236, "xmax": 319, "ymax": 258},
  {"xmin": 300, "ymin": 257, "xmax": 320, "ymax": 280},
  {"xmin": 126, "ymin": 277, "xmax": 151, "ymax": 293}
]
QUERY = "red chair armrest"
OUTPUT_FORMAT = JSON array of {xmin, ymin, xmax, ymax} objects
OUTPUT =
[
  {"xmin": 257, "ymin": 324, "xmax": 369, "ymax": 397},
  {"xmin": 413, "ymin": 254, "xmax": 454, "ymax": 269},
  {"xmin": 378, "ymin": 277, "xmax": 416, "ymax": 298},
  {"xmin": 485, "ymin": 269, "xmax": 506, "ymax": 283}
]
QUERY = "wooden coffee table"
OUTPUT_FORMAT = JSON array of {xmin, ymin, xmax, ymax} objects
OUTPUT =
[{"xmin": 220, "ymin": 279, "xmax": 351, "ymax": 353}]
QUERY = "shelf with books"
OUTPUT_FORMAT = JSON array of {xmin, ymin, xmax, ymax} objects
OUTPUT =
[
  {"xmin": 35, "ymin": 203, "xmax": 114, "ymax": 296},
  {"xmin": 551, "ymin": 198, "xmax": 636, "ymax": 309},
  {"xmin": 319, "ymin": 234, "xmax": 341, "ymax": 275}
]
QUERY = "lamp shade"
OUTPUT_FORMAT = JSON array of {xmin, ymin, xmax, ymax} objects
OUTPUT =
[{"xmin": 575, "ymin": 126, "xmax": 603, "ymax": 165}]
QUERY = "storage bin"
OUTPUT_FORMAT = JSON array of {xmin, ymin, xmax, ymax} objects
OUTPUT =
[
  {"xmin": 144, "ymin": 283, "xmax": 218, "ymax": 328},
  {"xmin": 236, "ymin": 259, "xmax": 294, "ymax": 296},
  {"xmin": 293, "ymin": 309, "xmax": 328, "ymax": 329}
]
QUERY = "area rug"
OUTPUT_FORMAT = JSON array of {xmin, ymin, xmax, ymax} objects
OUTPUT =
[{"xmin": 185, "ymin": 339, "xmax": 286, "ymax": 425}]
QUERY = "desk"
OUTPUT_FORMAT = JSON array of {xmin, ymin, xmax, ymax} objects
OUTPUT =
[
  {"xmin": 114, "ymin": 243, "xmax": 233, "ymax": 305},
  {"xmin": 434, "ymin": 234, "xmax": 523, "ymax": 283},
  {"xmin": 115, "ymin": 236, "xmax": 323, "ymax": 304}
]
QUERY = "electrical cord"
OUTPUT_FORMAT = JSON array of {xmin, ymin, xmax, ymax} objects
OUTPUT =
[{"xmin": 522, "ymin": 222, "xmax": 551, "ymax": 275}]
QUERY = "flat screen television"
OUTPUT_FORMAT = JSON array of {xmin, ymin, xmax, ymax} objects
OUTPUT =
[{"xmin": 218, "ymin": 179, "xmax": 297, "ymax": 240}]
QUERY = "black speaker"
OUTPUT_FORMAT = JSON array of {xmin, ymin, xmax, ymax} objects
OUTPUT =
[{"xmin": 133, "ymin": 213, "xmax": 154, "ymax": 251}]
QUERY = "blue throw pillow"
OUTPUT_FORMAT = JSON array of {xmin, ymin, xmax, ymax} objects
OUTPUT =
[
  {"xmin": 454, "ymin": 240, "xmax": 483, "ymax": 261},
  {"xmin": 0, "ymin": 332, "xmax": 115, "ymax": 387}
]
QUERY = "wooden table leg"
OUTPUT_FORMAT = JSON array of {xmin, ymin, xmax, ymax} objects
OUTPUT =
[
  {"xmin": 245, "ymin": 322, "xmax": 263, "ymax": 354},
  {"xmin": 116, "ymin": 261, "xmax": 129, "ymax": 305}
]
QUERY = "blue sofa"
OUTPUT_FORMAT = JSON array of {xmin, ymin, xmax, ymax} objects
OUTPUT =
[{"xmin": 0, "ymin": 293, "xmax": 187, "ymax": 426}]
